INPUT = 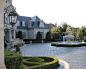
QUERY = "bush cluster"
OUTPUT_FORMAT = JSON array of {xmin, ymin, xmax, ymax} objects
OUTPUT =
[
  {"xmin": 5, "ymin": 50, "xmax": 23, "ymax": 69},
  {"xmin": 14, "ymin": 44, "xmax": 23, "ymax": 47}
]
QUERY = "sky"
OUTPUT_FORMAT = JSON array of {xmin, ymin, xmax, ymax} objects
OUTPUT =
[{"xmin": 13, "ymin": 0, "xmax": 86, "ymax": 28}]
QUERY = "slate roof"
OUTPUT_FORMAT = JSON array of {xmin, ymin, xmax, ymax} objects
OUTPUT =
[
  {"xmin": 46, "ymin": 23, "xmax": 56, "ymax": 29},
  {"xmin": 17, "ymin": 15, "xmax": 49, "ymax": 29}
]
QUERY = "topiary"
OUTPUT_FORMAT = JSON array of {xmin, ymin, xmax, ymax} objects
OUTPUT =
[
  {"xmin": 15, "ymin": 46, "xmax": 22, "ymax": 54},
  {"xmin": 29, "ymin": 57, "xmax": 44, "ymax": 62}
]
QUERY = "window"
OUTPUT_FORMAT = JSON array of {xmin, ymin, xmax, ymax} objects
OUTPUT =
[
  {"xmin": 39, "ymin": 20, "xmax": 44, "ymax": 27},
  {"xmin": 23, "ymin": 32, "xmax": 26, "ymax": 39},
  {"xmin": 4, "ymin": 13, "xmax": 8, "ymax": 23},
  {"xmin": 28, "ymin": 21, "xmax": 32, "ymax": 28},
  {"xmin": 22, "ymin": 21, "xmax": 25, "ymax": 26},
  {"xmin": 17, "ymin": 20, "xmax": 20, "ymax": 26}
]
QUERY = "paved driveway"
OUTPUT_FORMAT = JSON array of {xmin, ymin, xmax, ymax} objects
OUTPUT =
[{"xmin": 20, "ymin": 43, "xmax": 86, "ymax": 69}]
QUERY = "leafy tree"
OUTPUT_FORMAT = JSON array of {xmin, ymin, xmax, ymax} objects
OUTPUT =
[
  {"xmin": 71, "ymin": 27, "xmax": 76, "ymax": 40},
  {"xmin": 61, "ymin": 22, "xmax": 70, "ymax": 32},
  {"xmin": 81, "ymin": 26, "xmax": 86, "ymax": 36},
  {"xmin": 52, "ymin": 32, "xmax": 60, "ymax": 39},
  {"xmin": 18, "ymin": 31, "xmax": 22, "ymax": 39},
  {"xmin": 76, "ymin": 29, "xmax": 83, "ymax": 40},
  {"xmin": 46, "ymin": 31, "xmax": 51, "ymax": 41},
  {"xmin": 36, "ymin": 31, "xmax": 42, "ymax": 41},
  {"xmin": 51, "ymin": 27, "xmax": 57, "ymax": 35},
  {"xmin": 57, "ymin": 26, "xmax": 62, "ymax": 33}
]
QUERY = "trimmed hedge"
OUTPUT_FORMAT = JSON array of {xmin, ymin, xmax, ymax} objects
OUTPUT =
[
  {"xmin": 22, "ymin": 56, "xmax": 59, "ymax": 69},
  {"xmin": 5, "ymin": 50, "xmax": 23, "ymax": 69},
  {"xmin": 51, "ymin": 42, "xmax": 86, "ymax": 47}
]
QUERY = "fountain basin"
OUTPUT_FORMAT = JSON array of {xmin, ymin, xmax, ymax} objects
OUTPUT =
[{"xmin": 51, "ymin": 42, "xmax": 86, "ymax": 47}]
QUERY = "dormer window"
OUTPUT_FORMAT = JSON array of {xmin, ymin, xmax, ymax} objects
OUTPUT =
[
  {"xmin": 28, "ymin": 20, "xmax": 32, "ymax": 28},
  {"xmin": 17, "ymin": 20, "xmax": 20, "ymax": 26},
  {"xmin": 39, "ymin": 20, "xmax": 44, "ymax": 27},
  {"xmin": 22, "ymin": 21, "xmax": 25, "ymax": 26}
]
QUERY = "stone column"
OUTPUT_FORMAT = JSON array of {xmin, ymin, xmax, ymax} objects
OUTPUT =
[
  {"xmin": 0, "ymin": 0, "xmax": 6, "ymax": 69},
  {"xmin": 14, "ymin": 30, "xmax": 15, "ymax": 39},
  {"xmin": 8, "ymin": 29, "xmax": 12, "ymax": 42}
]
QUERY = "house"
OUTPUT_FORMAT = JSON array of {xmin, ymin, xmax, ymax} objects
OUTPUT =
[
  {"xmin": 46, "ymin": 23, "xmax": 57, "ymax": 30},
  {"xmin": 15, "ymin": 15, "xmax": 50, "ymax": 39},
  {"xmin": 74, "ymin": 28, "xmax": 79, "ymax": 32}
]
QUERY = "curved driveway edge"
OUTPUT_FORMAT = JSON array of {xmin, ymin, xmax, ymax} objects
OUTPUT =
[{"xmin": 59, "ymin": 59, "xmax": 69, "ymax": 69}]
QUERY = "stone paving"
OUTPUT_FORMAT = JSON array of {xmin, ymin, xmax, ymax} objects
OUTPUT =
[{"xmin": 20, "ymin": 43, "xmax": 86, "ymax": 69}]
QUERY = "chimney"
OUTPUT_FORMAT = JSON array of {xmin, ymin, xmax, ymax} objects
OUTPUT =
[{"xmin": 55, "ymin": 23, "xmax": 57, "ymax": 27}]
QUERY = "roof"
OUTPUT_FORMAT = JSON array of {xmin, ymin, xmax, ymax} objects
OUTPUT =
[
  {"xmin": 75, "ymin": 28, "xmax": 79, "ymax": 32},
  {"xmin": 46, "ymin": 23, "xmax": 56, "ymax": 29},
  {"xmin": 17, "ymin": 15, "xmax": 49, "ymax": 29}
]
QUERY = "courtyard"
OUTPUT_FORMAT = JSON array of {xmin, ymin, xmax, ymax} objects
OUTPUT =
[{"xmin": 20, "ymin": 43, "xmax": 86, "ymax": 69}]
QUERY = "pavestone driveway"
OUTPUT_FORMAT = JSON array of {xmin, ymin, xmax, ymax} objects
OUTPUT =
[{"xmin": 20, "ymin": 43, "xmax": 86, "ymax": 69}]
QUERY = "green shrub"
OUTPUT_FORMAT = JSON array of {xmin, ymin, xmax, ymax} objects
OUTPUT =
[
  {"xmin": 51, "ymin": 42, "xmax": 86, "ymax": 47},
  {"xmin": 25, "ymin": 41, "xmax": 30, "ymax": 44},
  {"xmin": 29, "ymin": 57, "xmax": 44, "ymax": 62},
  {"xmin": 15, "ymin": 46, "xmax": 22, "ymax": 54},
  {"xmin": 22, "ymin": 56, "xmax": 59, "ymax": 69},
  {"xmin": 5, "ymin": 50, "xmax": 23, "ymax": 69},
  {"xmin": 14, "ymin": 44, "xmax": 23, "ymax": 47}
]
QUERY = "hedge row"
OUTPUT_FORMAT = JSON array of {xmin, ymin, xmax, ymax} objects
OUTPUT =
[
  {"xmin": 5, "ymin": 50, "xmax": 23, "ymax": 69},
  {"xmin": 51, "ymin": 42, "xmax": 86, "ymax": 47},
  {"xmin": 22, "ymin": 56, "xmax": 59, "ymax": 69}
]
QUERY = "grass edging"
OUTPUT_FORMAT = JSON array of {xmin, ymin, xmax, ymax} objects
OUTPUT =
[{"xmin": 22, "ymin": 56, "xmax": 59, "ymax": 69}]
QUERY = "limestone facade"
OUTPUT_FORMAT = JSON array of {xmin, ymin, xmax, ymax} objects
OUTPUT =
[{"xmin": 0, "ymin": 0, "xmax": 6, "ymax": 69}]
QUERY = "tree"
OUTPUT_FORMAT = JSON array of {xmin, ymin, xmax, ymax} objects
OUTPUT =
[
  {"xmin": 18, "ymin": 31, "xmax": 22, "ymax": 39},
  {"xmin": 61, "ymin": 22, "xmax": 70, "ymax": 32},
  {"xmin": 76, "ymin": 29, "xmax": 83, "ymax": 40},
  {"xmin": 51, "ymin": 27, "xmax": 57, "ymax": 35},
  {"xmin": 52, "ymin": 32, "xmax": 60, "ymax": 40},
  {"xmin": 71, "ymin": 27, "xmax": 76, "ymax": 40},
  {"xmin": 46, "ymin": 31, "xmax": 51, "ymax": 41},
  {"xmin": 36, "ymin": 31, "xmax": 42, "ymax": 41},
  {"xmin": 81, "ymin": 26, "xmax": 86, "ymax": 36}
]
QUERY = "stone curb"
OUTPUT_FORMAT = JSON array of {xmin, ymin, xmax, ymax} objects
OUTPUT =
[{"xmin": 59, "ymin": 59, "xmax": 69, "ymax": 69}]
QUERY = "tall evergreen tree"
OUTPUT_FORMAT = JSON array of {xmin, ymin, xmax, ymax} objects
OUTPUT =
[
  {"xmin": 36, "ymin": 31, "xmax": 42, "ymax": 41},
  {"xmin": 46, "ymin": 31, "xmax": 51, "ymax": 41}
]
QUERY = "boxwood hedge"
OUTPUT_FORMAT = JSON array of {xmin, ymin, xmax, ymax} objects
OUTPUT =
[
  {"xmin": 22, "ymin": 56, "xmax": 59, "ymax": 69},
  {"xmin": 51, "ymin": 42, "xmax": 86, "ymax": 47},
  {"xmin": 5, "ymin": 50, "xmax": 23, "ymax": 69}
]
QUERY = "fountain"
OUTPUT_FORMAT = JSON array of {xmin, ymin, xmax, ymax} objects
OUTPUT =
[
  {"xmin": 63, "ymin": 26, "xmax": 74, "ymax": 43},
  {"xmin": 51, "ymin": 26, "xmax": 86, "ymax": 47}
]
